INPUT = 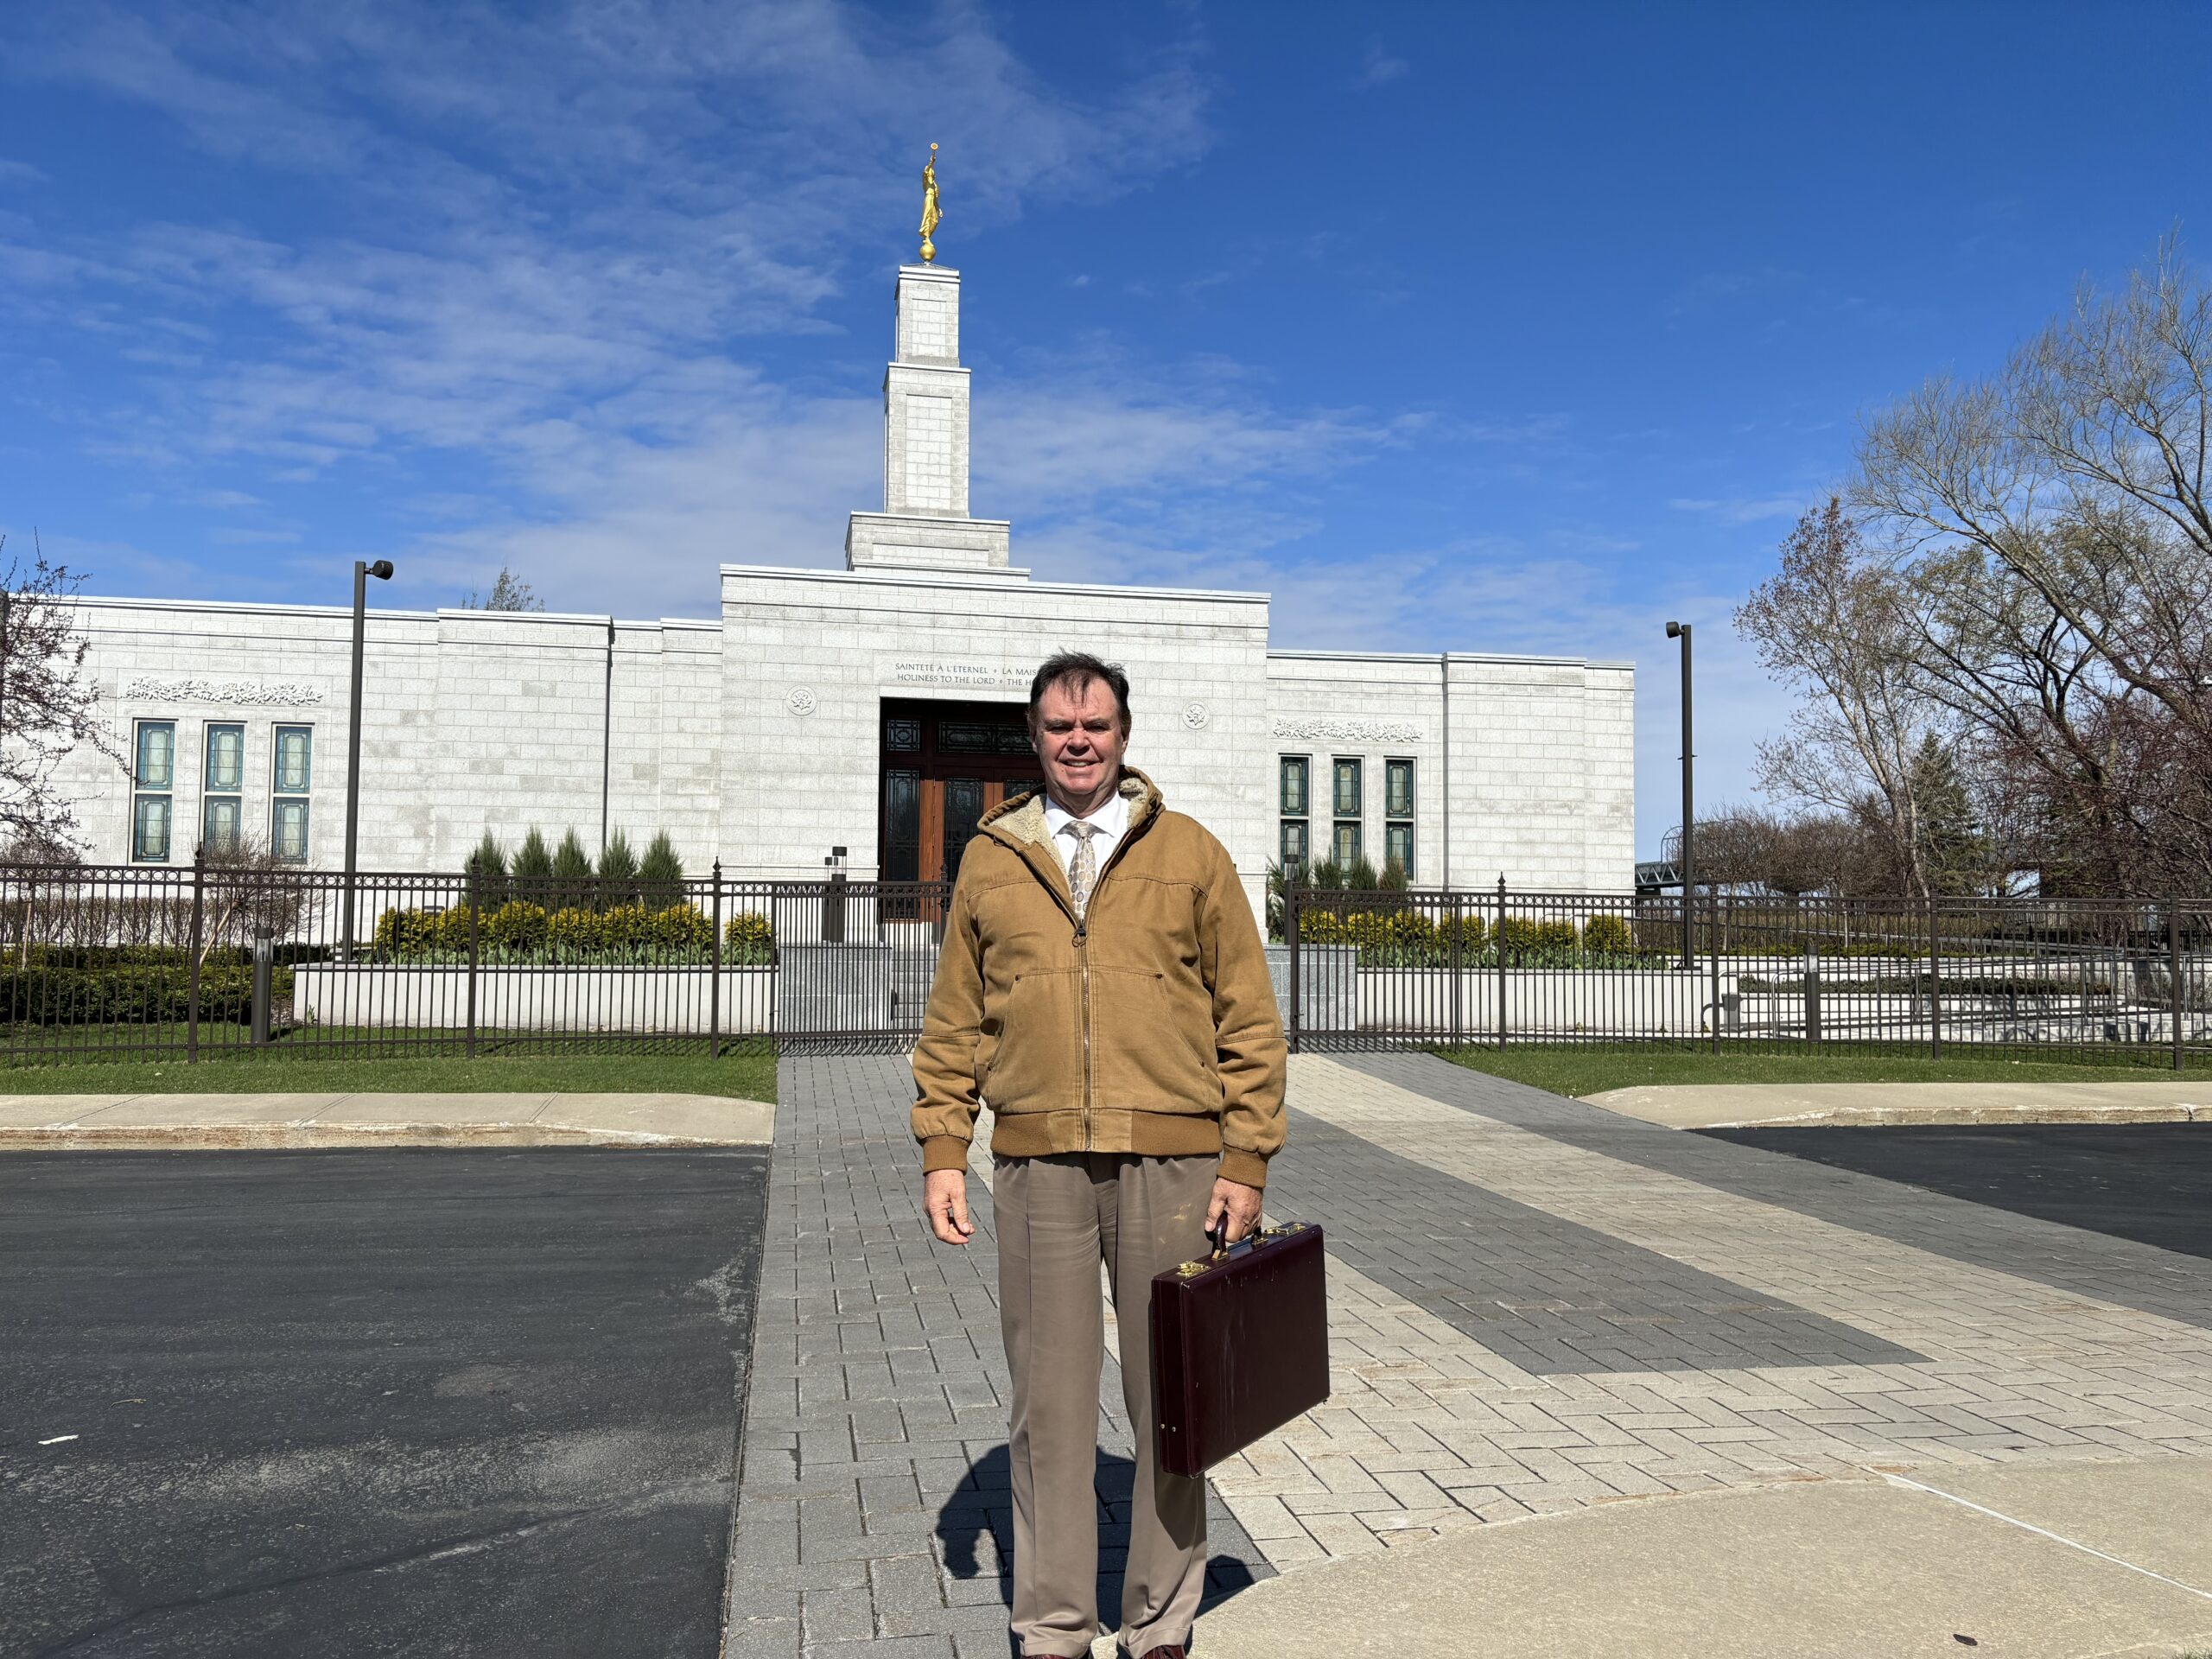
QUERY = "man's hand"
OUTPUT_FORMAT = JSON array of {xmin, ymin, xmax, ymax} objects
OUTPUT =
[
  {"xmin": 925, "ymin": 1167, "xmax": 974, "ymax": 1245},
  {"xmin": 1206, "ymin": 1177, "xmax": 1262, "ymax": 1244}
]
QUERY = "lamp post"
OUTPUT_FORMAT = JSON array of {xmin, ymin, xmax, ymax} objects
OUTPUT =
[
  {"xmin": 342, "ymin": 559, "xmax": 395, "ymax": 956},
  {"xmin": 1665, "ymin": 620, "xmax": 1694, "ymax": 970}
]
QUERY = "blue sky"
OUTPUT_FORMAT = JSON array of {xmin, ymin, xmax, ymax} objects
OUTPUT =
[{"xmin": 3, "ymin": 2, "xmax": 2208, "ymax": 856}]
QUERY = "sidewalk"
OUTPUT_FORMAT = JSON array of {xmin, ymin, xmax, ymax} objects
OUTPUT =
[
  {"xmin": 1199, "ymin": 1457, "xmax": 2212, "ymax": 1657},
  {"xmin": 0, "ymin": 1090, "xmax": 773, "ymax": 1147},
  {"xmin": 1584, "ymin": 1078, "xmax": 2212, "ymax": 1130},
  {"xmin": 734, "ymin": 1050, "xmax": 2212, "ymax": 1654}
]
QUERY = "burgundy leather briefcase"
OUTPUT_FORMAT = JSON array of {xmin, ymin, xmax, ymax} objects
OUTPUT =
[{"xmin": 1148, "ymin": 1221, "xmax": 1329, "ymax": 1478}]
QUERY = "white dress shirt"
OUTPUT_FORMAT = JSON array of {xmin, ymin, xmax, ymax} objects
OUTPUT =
[{"xmin": 1041, "ymin": 785, "xmax": 1131, "ymax": 881}]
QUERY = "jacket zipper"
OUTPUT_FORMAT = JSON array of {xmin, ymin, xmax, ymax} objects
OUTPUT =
[
  {"xmin": 1074, "ymin": 817, "xmax": 1149, "ymax": 1151},
  {"xmin": 982, "ymin": 792, "xmax": 1156, "ymax": 1156}
]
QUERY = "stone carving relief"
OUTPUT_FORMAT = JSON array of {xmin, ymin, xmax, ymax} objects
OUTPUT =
[
  {"xmin": 1271, "ymin": 716, "xmax": 1422, "ymax": 744},
  {"xmin": 785, "ymin": 686, "xmax": 818, "ymax": 716},
  {"xmin": 1181, "ymin": 702, "xmax": 1211, "ymax": 731},
  {"xmin": 122, "ymin": 676, "xmax": 326, "ymax": 708}
]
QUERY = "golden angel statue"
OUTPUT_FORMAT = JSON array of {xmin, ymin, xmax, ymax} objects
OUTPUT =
[{"xmin": 918, "ymin": 143, "xmax": 943, "ymax": 264}]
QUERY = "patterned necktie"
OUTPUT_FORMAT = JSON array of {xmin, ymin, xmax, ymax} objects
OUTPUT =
[{"xmin": 1065, "ymin": 820, "xmax": 1103, "ymax": 920}]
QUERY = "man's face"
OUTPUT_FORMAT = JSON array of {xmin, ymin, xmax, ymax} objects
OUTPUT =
[{"xmin": 1031, "ymin": 675, "xmax": 1128, "ymax": 811}]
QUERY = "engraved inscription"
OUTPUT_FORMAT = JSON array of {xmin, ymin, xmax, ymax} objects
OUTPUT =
[
  {"xmin": 1272, "ymin": 716, "xmax": 1421, "ymax": 744},
  {"xmin": 123, "ymin": 677, "xmax": 327, "ymax": 708}
]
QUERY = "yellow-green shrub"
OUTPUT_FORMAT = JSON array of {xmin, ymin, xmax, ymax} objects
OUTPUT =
[
  {"xmin": 725, "ymin": 911, "xmax": 773, "ymax": 962},
  {"xmin": 1581, "ymin": 914, "xmax": 1634, "ymax": 955},
  {"xmin": 1494, "ymin": 915, "xmax": 1541, "ymax": 954},
  {"xmin": 651, "ymin": 902, "xmax": 711, "ymax": 953},
  {"xmin": 486, "ymin": 899, "xmax": 549, "ymax": 953},
  {"xmin": 545, "ymin": 906, "xmax": 603, "ymax": 957},
  {"xmin": 598, "ymin": 903, "xmax": 653, "ymax": 954},
  {"xmin": 1534, "ymin": 919, "xmax": 1580, "ymax": 953},
  {"xmin": 435, "ymin": 904, "xmax": 479, "ymax": 956},
  {"xmin": 372, "ymin": 906, "xmax": 437, "ymax": 957}
]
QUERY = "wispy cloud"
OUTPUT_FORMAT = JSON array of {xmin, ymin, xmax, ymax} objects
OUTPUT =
[
  {"xmin": 1, "ymin": 0, "xmax": 1220, "ymax": 610},
  {"xmin": 1668, "ymin": 493, "xmax": 1808, "ymax": 525},
  {"xmin": 1354, "ymin": 39, "xmax": 1408, "ymax": 91},
  {"xmin": 0, "ymin": 158, "xmax": 48, "ymax": 186}
]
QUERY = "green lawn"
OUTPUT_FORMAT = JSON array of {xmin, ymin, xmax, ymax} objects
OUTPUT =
[
  {"xmin": 1433, "ymin": 1042, "xmax": 2212, "ymax": 1100},
  {"xmin": 0, "ymin": 1038, "xmax": 779, "ymax": 1102}
]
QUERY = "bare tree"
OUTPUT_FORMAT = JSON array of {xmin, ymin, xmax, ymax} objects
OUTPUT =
[
  {"xmin": 0, "ymin": 536, "xmax": 125, "ymax": 857},
  {"xmin": 1852, "ymin": 239, "xmax": 2212, "ymax": 895},
  {"xmin": 1736, "ymin": 499, "xmax": 1953, "ymax": 896},
  {"xmin": 461, "ymin": 565, "xmax": 546, "ymax": 612}
]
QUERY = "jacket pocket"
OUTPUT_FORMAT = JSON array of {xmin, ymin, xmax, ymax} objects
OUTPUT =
[
  {"xmin": 979, "ymin": 969, "xmax": 1081, "ymax": 1114},
  {"xmin": 1089, "ymin": 967, "xmax": 1221, "ymax": 1113}
]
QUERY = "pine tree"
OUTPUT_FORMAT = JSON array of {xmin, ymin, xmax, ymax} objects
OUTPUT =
[
  {"xmin": 638, "ymin": 830, "xmax": 685, "ymax": 902},
  {"xmin": 464, "ymin": 830, "xmax": 508, "ymax": 906},
  {"xmin": 552, "ymin": 829, "xmax": 594, "ymax": 908},
  {"xmin": 512, "ymin": 827, "xmax": 555, "ymax": 899},
  {"xmin": 597, "ymin": 829, "xmax": 639, "ymax": 907}
]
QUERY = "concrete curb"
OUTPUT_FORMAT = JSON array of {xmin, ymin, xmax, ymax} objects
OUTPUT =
[
  {"xmin": 0, "ymin": 1122, "xmax": 760, "ymax": 1151},
  {"xmin": 0, "ymin": 1091, "xmax": 776, "ymax": 1150},
  {"xmin": 1582, "ymin": 1080, "xmax": 2212, "ymax": 1131}
]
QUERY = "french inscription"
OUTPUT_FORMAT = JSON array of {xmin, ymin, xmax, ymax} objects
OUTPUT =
[
  {"xmin": 123, "ymin": 676, "xmax": 327, "ymax": 708},
  {"xmin": 1272, "ymin": 716, "xmax": 1422, "ymax": 743}
]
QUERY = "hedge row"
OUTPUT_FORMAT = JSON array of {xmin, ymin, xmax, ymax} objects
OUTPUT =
[
  {"xmin": 372, "ymin": 902, "xmax": 774, "ymax": 964},
  {"xmin": 1294, "ymin": 909, "xmax": 1643, "ymax": 966},
  {"xmin": 0, "ymin": 963, "xmax": 293, "ymax": 1025}
]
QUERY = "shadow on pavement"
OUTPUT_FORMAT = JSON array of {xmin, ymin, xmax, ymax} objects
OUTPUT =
[{"xmin": 937, "ymin": 1443, "xmax": 1263, "ymax": 1640}]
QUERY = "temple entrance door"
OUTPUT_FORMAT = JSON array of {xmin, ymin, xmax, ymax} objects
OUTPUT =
[{"xmin": 880, "ymin": 698, "xmax": 1043, "ymax": 885}]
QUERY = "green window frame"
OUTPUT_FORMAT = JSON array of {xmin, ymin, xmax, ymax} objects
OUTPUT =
[
  {"xmin": 1385, "ymin": 757, "xmax": 1414, "ymax": 818},
  {"xmin": 1280, "ymin": 755, "xmax": 1309, "ymax": 815},
  {"xmin": 1280, "ymin": 818, "xmax": 1309, "ymax": 867},
  {"xmin": 131, "ymin": 721, "xmax": 176, "ymax": 862},
  {"xmin": 132, "ymin": 794, "xmax": 173, "ymax": 863},
  {"xmin": 135, "ymin": 721, "xmax": 175, "ymax": 790},
  {"xmin": 1385, "ymin": 821, "xmax": 1414, "ymax": 880},
  {"xmin": 1332, "ymin": 820, "xmax": 1361, "ymax": 866},
  {"xmin": 202, "ymin": 722, "xmax": 245, "ymax": 854},
  {"xmin": 272, "ymin": 798, "xmax": 311, "ymax": 863},
  {"xmin": 273, "ymin": 725, "xmax": 313, "ymax": 794},
  {"xmin": 1332, "ymin": 757, "xmax": 1361, "ymax": 817},
  {"xmin": 271, "ymin": 725, "xmax": 313, "ymax": 864}
]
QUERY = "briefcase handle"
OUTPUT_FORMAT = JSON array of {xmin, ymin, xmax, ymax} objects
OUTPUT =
[{"xmin": 1205, "ymin": 1220, "xmax": 1261, "ymax": 1260}]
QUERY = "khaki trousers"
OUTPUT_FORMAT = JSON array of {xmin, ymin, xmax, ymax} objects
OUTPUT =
[{"xmin": 994, "ymin": 1152, "xmax": 1214, "ymax": 1658}]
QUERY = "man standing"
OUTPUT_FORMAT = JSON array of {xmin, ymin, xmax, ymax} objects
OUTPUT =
[{"xmin": 914, "ymin": 652, "xmax": 1287, "ymax": 1659}]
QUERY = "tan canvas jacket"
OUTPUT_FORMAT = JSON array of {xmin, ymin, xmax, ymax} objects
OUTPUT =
[{"xmin": 911, "ymin": 768, "xmax": 1287, "ymax": 1188}]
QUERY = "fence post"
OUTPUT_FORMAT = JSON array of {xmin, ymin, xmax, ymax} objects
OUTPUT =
[
  {"xmin": 2171, "ymin": 899, "xmax": 2185, "ymax": 1072},
  {"xmin": 465, "ymin": 885, "xmax": 480, "ymax": 1060},
  {"xmin": 1285, "ymin": 882, "xmax": 1301, "ymax": 1055},
  {"xmin": 1495, "ymin": 874, "xmax": 1508, "ymax": 1051},
  {"xmin": 1448, "ymin": 892, "xmax": 1465, "ymax": 1049},
  {"xmin": 186, "ymin": 847, "xmax": 206, "ymax": 1063},
  {"xmin": 251, "ymin": 925, "xmax": 272, "ymax": 1047},
  {"xmin": 1926, "ymin": 891, "xmax": 1942, "ymax": 1059},
  {"xmin": 1709, "ymin": 893, "xmax": 1721, "ymax": 1054},
  {"xmin": 709, "ymin": 860, "xmax": 724, "ymax": 1060}
]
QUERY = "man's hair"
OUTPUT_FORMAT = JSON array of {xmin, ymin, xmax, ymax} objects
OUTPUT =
[{"xmin": 1027, "ymin": 651, "xmax": 1132, "ymax": 734}]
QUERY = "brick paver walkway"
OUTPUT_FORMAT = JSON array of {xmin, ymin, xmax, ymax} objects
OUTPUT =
[
  {"xmin": 724, "ymin": 1049, "xmax": 2212, "ymax": 1650},
  {"xmin": 721, "ymin": 1056, "xmax": 1268, "ymax": 1657}
]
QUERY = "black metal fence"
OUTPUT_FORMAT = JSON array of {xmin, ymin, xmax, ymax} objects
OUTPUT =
[
  {"xmin": 2, "ymin": 858, "xmax": 2206, "ymax": 1069},
  {"xmin": 0, "ymin": 856, "xmax": 958, "ymax": 1063},
  {"xmin": 1280, "ymin": 882, "xmax": 2212, "ymax": 1067}
]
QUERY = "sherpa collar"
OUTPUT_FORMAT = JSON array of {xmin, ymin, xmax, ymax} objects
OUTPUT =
[{"xmin": 982, "ymin": 766, "xmax": 1160, "ymax": 854}]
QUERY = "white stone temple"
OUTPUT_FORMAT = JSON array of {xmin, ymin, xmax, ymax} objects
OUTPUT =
[{"xmin": 53, "ymin": 261, "xmax": 1637, "ymax": 909}]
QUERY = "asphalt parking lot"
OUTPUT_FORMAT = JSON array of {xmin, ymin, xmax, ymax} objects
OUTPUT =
[
  {"xmin": 1699, "ymin": 1123, "xmax": 2212, "ymax": 1262},
  {"xmin": 0, "ymin": 1148, "xmax": 768, "ymax": 1658}
]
